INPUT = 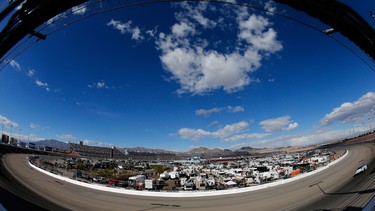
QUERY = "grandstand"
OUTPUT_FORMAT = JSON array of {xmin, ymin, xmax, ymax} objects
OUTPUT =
[
  {"xmin": 69, "ymin": 143, "xmax": 127, "ymax": 159},
  {"xmin": 69, "ymin": 143, "xmax": 180, "ymax": 161}
]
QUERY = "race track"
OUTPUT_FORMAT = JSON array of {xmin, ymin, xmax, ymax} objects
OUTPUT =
[{"xmin": 1, "ymin": 142, "xmax": 374, "ymax": 210}]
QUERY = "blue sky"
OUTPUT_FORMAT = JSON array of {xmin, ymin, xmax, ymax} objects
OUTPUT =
[{"xmin": 0, "ymin": 0, "xmax": 374, "ymax": 151}]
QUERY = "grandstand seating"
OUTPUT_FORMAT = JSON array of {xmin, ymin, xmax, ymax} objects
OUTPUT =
[
  {"xmin": 69, "ymin": 143, "xmax": 127, "ymax": 159},
  {"xmin": 69, "ymin": 143, "xmax": 179, "ymax": 160}
]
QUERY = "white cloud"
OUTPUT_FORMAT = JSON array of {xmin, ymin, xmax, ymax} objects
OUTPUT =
[
  {"xmin": 196, "ymin": 107, "xmax": 222, "ymax": 117},
  {"xmin": 264, "ymin": 1, "xmax": 277, "ymax": 15},
  {"xmin": 208, "ymin": 120, "xmax": 219, "ymax": 127},
  {"xmin": 259, "ymin": 115, "xmax": 299, "ymax": 133},
  {"xmin": 107, "ymin": 19, "xmax": 144, "ymax": 41},
  {"xmin": 29, "ymin": 123, "xmax": 40, "ymax": 129},
  {"xmin": 55, "ymin": 134, "xmax": 115, "ymax": 147},
  {"xmin": 131, "ymin": 27, "xmax": 142, "ymax": 40},
  {"xmin": 146, "ymin": 26, "xmax": 158, "ymax": 38},
  {"xmin": 29, "ymin": 123, "xmax": 48, "ymax": 130},
  {"xmin": 27, "ymin": 69, "xmax": 35, "ymax": 77},
  {"xmin": 215, "ymin": 121, "xmax": 249, "ymax": 138},
  {"xmin": 13, "ymin": 133, "xmax": 44, "ymax": 142},
  {"xmin": 172, "ymin": 22, "xmax": 196, "ymax": 38},
  {"xmin": 156, "ymin": 3, "xmax": 282, "ymax": 95},
  {"xmin": 321, "ymin": 92, "xmax": 375, "ymax": 126},
  {"xmin": 35, "ymin": 79, "xmax": 50, "ymax": 91},
  {"xmin": 88, "ymin": 80, "xmax": 115, "ymax": 89},
  {"xmin": 227, "ymin": 105, "xmax": 245, "ymax": 113},
  {"xmin": 196, "ymin": 105, "xmax": 245, "ymax": 117},
  {"xmin": 56, "ymin": 134, "xmax": 77, "ymax": 140},
  {"xmin": 9, "ymin": 60, "xmax": 21, "ymax": 71},
  {"xmin": 230, "ymin": 128, "xmax": 352, "ymax": 149},
  {"xmin": 35, "ymin": 80, "xmax": 47, "ymax": 87},
  {"xmin": 238, "ymin": 12, "xmax": 282, "ymax": 52},
  {"xmin": 177, "ymin": 2, "xmax": 217, "ymax": 29},
  {"xmin": 287, "ymin": 122, "xmax": 299, "ymax": 130},
  {"xmin": 97, "ymin": 81, "xmax": 106, "ymax": 88},
  {"xmin": 0, "ymin": 115, "xmax": 18, "ymax": 128},
  {"xmin": 178, "ymin": 121, "xmax": 249, "ymax": 141},
  {"xmin": 222, "ymin": 132, "xmax": 270, "ymax": 142},
  {"xmin": 178, "ymin": 128, "xmax": 211, "ymax": 141}
]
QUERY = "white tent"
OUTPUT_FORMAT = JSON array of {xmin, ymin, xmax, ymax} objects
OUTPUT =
[{"xmin": 225, "ymin": 181, "xmax": 237, "ymax": 186}]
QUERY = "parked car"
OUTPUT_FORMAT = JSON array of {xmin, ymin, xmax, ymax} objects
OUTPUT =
[{"xmin": 355, "ymin": 164, "xmax": 367, "ymax": 175}]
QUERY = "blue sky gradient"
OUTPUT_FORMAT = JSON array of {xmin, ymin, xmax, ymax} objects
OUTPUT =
[{"xmin": 0, "ymin": 0, "xmax": 374, "ymax": 151}]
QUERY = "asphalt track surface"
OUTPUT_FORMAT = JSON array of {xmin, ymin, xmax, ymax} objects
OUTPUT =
[{"xmin": 0, "ymin": 143, "xmax": 374, "ymax": 211}]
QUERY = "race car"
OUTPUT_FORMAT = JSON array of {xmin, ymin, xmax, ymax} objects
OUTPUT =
[{"xmin": 355, "ymin": 164, "xmax": 368, "ymax": 175}]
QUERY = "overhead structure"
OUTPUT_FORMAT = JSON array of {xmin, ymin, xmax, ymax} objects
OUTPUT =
[
  {"xmin": 0, "ymin": 0, "xmax": 374, "ymax": 62},
  {"xmin": 0, "ymin": 0, "xmax": 88, "ymax": 60},
  {"xmin": 274, "ymin": 0, "xmax": 375, "ymax": 61}
]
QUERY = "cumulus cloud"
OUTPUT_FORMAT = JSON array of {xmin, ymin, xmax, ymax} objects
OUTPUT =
[
  {"xmin": 196, "ymin": 105, "xmax": 245, "ymax": 117},
  {"xmin": 320, "ymin": 92, "xmax": 375, "ymax": 126},
  {"xmin": 105, "ymin": 3, "xmax": 281, "ymax": 95},
  {"xmin": 237, "ymin": 12, "xmax": 282, "ymax": 52},
  {"xmin": 178, "ymin": 121, "xmax": 249, "ymax": 141},
  {"xmin": 259, "ymin": 115, "xmax": 299, "ymax": 133},
  {"xmin": 0, "ymin": 115, "xmax": 18, "ymax": 128},
  {"xmin": 230, "ymin": 129, "xmax": 350, "ymax": 149},
  {"xmin": 107, "ymin": 19, "xmax": 143, "ymax": 41},
  {"xmin": 172, "ymin": 22, "xmax": 196, "ymax": 38},
  {"xmin": 156, "ymin": 3, "xmax": 282, "ymax": 95}
]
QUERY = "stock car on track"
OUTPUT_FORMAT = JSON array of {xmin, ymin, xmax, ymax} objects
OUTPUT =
[{"xmin": 355, "ymin": 164, "xmax": 368, "ymax": 176}]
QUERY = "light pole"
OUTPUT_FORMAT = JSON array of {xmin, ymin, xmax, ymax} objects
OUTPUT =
[
  {"xmin": 369, "ymin": 117, "xmax": 374, "ymax": 133},
  {"xmin": 18, "ymin": 128, "xmax": 21, "ymax": 144},
  {"xmin": 10, "ymin": 124, "xmax": 13, "ymax": 138},
  {"xmin": 1, "ymin": 119, "xmax": 5, "ymax": 135}
]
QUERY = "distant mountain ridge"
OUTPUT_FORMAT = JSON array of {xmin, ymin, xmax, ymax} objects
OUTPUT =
[
  {"xmin": 122, "ymin": 147, "xmax": 176, "ymax": 154},
  {"xmin": 33, "ymin": 139, "xmax": 70, "ymax": 150},
  {"xmin": 32, "ymin": 139, "xmax": 319, "ymax": 155},
  {"xmin": 238, "ymin": 146, "xmax": 255, "ymax": 151}
]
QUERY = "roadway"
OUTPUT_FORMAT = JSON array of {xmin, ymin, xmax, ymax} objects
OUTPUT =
[{"xmin": 0, "ymin": 142, "xmax": 374, "ymax": 210}]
